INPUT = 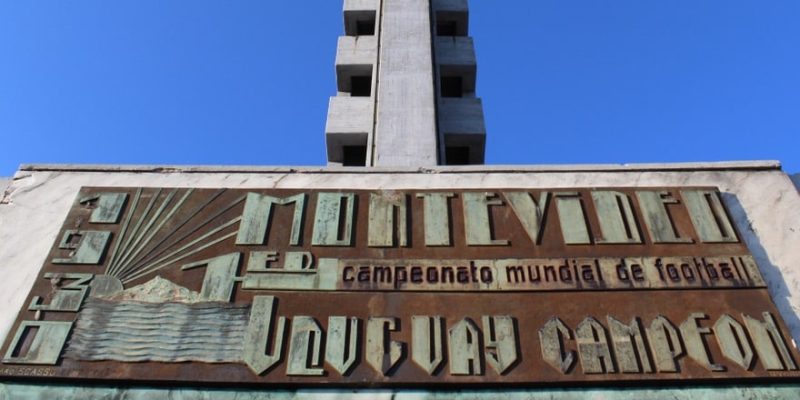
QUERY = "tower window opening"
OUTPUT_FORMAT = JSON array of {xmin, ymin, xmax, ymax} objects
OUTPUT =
[
  {"xmin": 435, "ymin": 11, "xmax": 467, "ymax": 36},
  {"xmin": 437, "ymin": 20, "xmax": 458, "ymax": 36},
  {"xmin": 351, "ymin": 76, "xmax": 372, "ymax": 97},
  {"xmin": 342, "ymin": 145, "xmax": 368, "ymax": 166},
  {"xmin": 440, "ymin": 76, "xmax": 463, "ymax": 98},
  {"xmin": 356, "ymin": 19, "xmax": 376, "ymax": 36},
  {"xmin": 445, "ymin": 146, "xmax": 471, "ymax": 165},
  {"xmin": 345, "ymin": 11, "xmax": 377, "ymax": 36}
]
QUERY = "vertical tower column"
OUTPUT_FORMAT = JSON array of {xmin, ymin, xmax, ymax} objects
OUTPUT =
[
  {"xmin": 325, "ymin": 0, "xmax": 485, "ymax": 167},
  {"xmin": 373, "ymin": 0, "xmax": 439, "ymax": 167}
]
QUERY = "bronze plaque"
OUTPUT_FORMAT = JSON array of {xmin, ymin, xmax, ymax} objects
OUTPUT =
[{"xmin": 1, "ymin": 187, "xmax": 798, "ymax": 386}]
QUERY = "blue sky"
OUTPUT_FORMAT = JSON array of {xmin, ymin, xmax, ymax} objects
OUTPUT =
[{"xmin": 1, "ymin": 1, "xmax": 798, "ymax": 176}]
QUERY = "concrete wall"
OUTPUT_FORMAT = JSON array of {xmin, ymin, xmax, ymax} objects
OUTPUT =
[
  {"xmin": 374, "ymin": 0, "xmax": 439, "ymax": 166},
  {"xmin": 792, "ymin": 173, "xmax": 799, "ymax": 191},
  {"xmin": 1, "ymin": 162, "xmax": 799, "ymax": 398}
]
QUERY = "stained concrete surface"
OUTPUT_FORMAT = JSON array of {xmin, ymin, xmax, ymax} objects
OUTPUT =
[{"xmin": 3, "ymin": 383, "xmax": 800, "ymax": 400}]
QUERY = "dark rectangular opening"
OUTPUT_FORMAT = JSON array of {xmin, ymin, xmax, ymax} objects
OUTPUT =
[
  {"xmin": 440, "ymin": 76, "xmax": 463, "ymax": 98},
  {"xmin": 445, "ymin": 146, "xmax": 471, "ymax": 165},
  {"xmin": 437, "ymin": 20, "xmax": 458, "ymax": 36},
  {"xmin": 346, "ymin": 11, "xmax": 377, "ymax": 36},
  {"xmin": 342, "ymin": 146, "xmax": 367, "ymax": 166},
  {"xmin": 356, "ymin": 19, "xmax": 376, "ymax": 36},
  {"xmin": 351, "ymin": 76, "xmax": 372, "ymax": 97}
]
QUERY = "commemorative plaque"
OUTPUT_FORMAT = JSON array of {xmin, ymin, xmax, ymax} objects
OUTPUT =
[{"xmin": 1, "ymin": 186, "xmax": 798, "ymax": 386}]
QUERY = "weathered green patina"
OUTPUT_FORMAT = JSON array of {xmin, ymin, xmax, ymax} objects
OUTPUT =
[{"xmin": 3, "ymin": 383, "xmax": 800, "ymax": 400}]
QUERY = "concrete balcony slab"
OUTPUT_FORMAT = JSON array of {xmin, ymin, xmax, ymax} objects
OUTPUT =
[
  {"xmin": 439, "ymin": 97, "xmax": 485, "ymax": 136},
  {"xmin": 436, "ymin": 36, "xmax": 475, "ymax": 66},
  {"xmin": 344, "ymin": 0, "xmax": 379, "ymax": 13},
  {"xmin": 436, "ymin": 36, "xmax": 476, "ymax": 92},
  {"xmin": 432, "ymin": 0, "xmax": 468, "ymax": 13},
  {"xmin": 439, "ymin": 97, "xmax": 486, "ymax": 164},
  {"xmin": 325, "ymin": 96, "xmax": 374, "ymax": 164},
  {"xmin": 335, "ymin": 36, "xmax": 378, "ymax": 93}
]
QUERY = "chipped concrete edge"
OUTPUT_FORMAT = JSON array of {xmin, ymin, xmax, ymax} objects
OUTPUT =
[
  {"xmin": 17, "ymin": 160, "xmax": 783, "ymax": 175},
  {"xmin": 0, "ymin": 178, "xmax": 10, "ymax": 204}
]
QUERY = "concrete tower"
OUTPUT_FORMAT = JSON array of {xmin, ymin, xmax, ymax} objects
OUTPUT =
[{"xmin": 325, "ymin": 0, "xmax": 486, "ymax": 167}]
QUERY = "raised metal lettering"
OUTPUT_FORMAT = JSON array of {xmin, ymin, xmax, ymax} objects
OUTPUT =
[
  {"xmin": 636, "ymin": 191, "xmax": 692, "ymax": 244},
  {"xmin": 312, "ymin": 193, "xmax": 355, "ymax": 246},
  {"xmin": 366, "ymin": 317, "xmax": 403, "ymax": 375},
  {"xmin": 743, "ymin": 312, "xmax": 798, "ymax": 371},
  {"xmin": 463, "ymin": 193, "xmax": 509, "ymax": 246},
  {"xmin": 608, "ymin": 316, "xmax": 653, "ymax": 373},
  {"xmin": 416, "ymin": 193, "xmax": 455, "ymax": 246},
  {"xmin": 539, "ymin": 317, "xmax": 576, "ymax": 374},
  {"xmin": 284, "ymin": 252, "xmax": 314, "ymax": 271},
  {"xmin": 368, "ymin": 192, "xmax": 408, "ymax": 247},
  {"xmin": 504, "ymin": 192, "xmax": 550, "ymax": 245},
  {"xmin": 326, "ymin": 317, "xmax": 360, "ymax": 375},
  {"xmin": 554, "ymin": 192, "xmax": 591, "ymax": 245},
  {"xmin": 647, "ymin": 316, "xmax": 684, "ymax": 372},
  {"xmin": 243, "ymin": 296, "xmax": 287, "ymax": 375},
  {"xmin": 181, "ymin": 253, "xmax": 241, "ymax": 302},
  {"xmin": 592, "ymin": 191, "xmax": 642, "ymax": 244},
  {"xmin": 576, "ymin": 317, "xmax": 616, "ymax": 374},
  {"xmin": 237, "ymin": 193, "xmax": 306, "ymax": 246},
  {"xmin": 483, "ymin": 315, "xmax": 518, "ymax": 374},
  {"xmin": 52, "ymin": 230, "xmax": 111, "ymax": 265},
  {"xmin": 449, "ymin": 318, "xmax": 483, "ymax": 375},
  {"xmin": 246, "ymin": 251, "xmax": 279, "ymax": 272},
  {"xmin": 3, "ymin": 321, "xmax": 73, "ymax": 365},
  {"xmin": 682, "ymin": 190, "xmax": 738, "ymax": 243},
  {"xmin": 680, "ymin": 313, "xmax": 725, "ymax": 372},
  {"xmin": 287, "ymin": 317, "xmax": 325, "ymax": 376},
  {"xmin": 80, "ymin": 193, "xmax": 128, "ymax": 224},
  {"xmin": 28, "ymin": 273, "xmax": 93, "ymax": 312},
  {"xmin": 715, "ymin": 314, "xmax": 754, "ymax": 370},
  {"xmin": 412, "ymin": 316, "xmax": 445, "ymax": 375}
]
